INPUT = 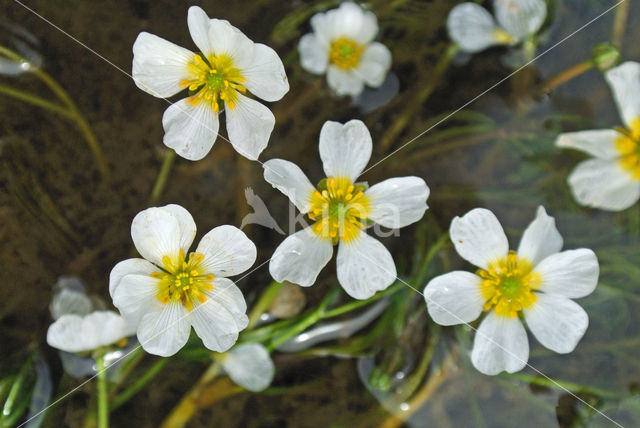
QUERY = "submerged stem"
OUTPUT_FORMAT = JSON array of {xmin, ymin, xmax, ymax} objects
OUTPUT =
[
  {"xmin": 149, "ymin": 149, "xmax": 177, "ymax": 205},
  {"xmin": 110, "ymin": 358, "xmax": 169, "ymax": 411},
  {"xmin": 0, "ymin": 83, "xmax": 74, "ymax": 118},
  {"xmin": 95, "ymin": 354, "xmax": 109, "ymax": 428},
  {"xmin": 539, "ymin": 60, "xmax": 594, "ymax": 94}
]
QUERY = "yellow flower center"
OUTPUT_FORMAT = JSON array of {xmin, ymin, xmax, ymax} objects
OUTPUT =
[
  {"xmin": 308, "ymin": 177, "xmax": 370, "ymax": 244},
  {"xmin": 493, "ymin": 28, "xmax": 516, "ymax": 45},
  {"xmin": 151, "ymin": 249, "xmax": 214, "ymax": 311},
  {"xmin": 180, "ymin": 53, "xmax": 246, "ymax": 112},
  {"xmin": 476, "ymin": 251, "xmax": 540, "ymax": 318},
  {"xmin": 329, "ymin": 37, "xmax": 364, "ymax": 70},
  {"xmin": 615, "ymin": 117, "xmax": 640, "ymax": 180}
]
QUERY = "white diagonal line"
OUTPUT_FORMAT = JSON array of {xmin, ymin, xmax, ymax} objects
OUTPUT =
[
  {"xmin": 350, "ymin": 243, "xmax": 624, "ymax": 428},
  {"xmin": 360, "ymin": 0, "xmax": 627, "ymax": 177},
  {"xmin": 17, "ymin": 255, "xmax": 273, "ymax": 427}
]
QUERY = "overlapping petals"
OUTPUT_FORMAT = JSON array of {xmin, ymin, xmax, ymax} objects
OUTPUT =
[
  {"xmin": 424, "ymin": 206, "xmax": 598, "ymax": 375},
  {"xmin": 47, "ymin": 311, "xmax": 136, "ymax": 353}
]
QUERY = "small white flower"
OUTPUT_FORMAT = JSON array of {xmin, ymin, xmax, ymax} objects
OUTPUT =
[
  {"xmin": 47, "ymin": 311, "xmax": 136, "ymax": 353},
  {"xmin": 447, "ymin": 0, "xmax": 547, "ymax": 54},
  {"xmin": 264, "ymin": 120, "xmax": 429, "ymax": 299},
  {"xmin": 298, "ymin": 2, "xmax": 392, "ymax": 97},
  {"xmin": 132, "ymin": 6, "xmax": 289, "ymax": 161},
  {"xmin": 49, "ymin": 277, "xmax": 93, "ymax": 320},
  {"xmin": 424, "ymin": 207, "xmax": 599, "ymax": 375},
  {"xmin": 109, "ymin": 204, "xmax": 256, "ymax": 357},
  {"xmin": 557, "ymin": 61, "xmax": 640, "ymax": 211},
  {"xmin": 221, "ymin": 343, "xmax": 274, "ymax": 392}
]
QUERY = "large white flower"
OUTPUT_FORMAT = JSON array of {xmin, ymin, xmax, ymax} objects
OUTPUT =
[
  {"xmin": 109, "ymin": 204, "xmax": 256, "ymax": 357},
  {"xmin": 557, "ymin": 62, "xmax": 640, "ymax": 211},
  {"xmin": 298, "ymin": 2, "xmax": 392, "ymax": 97},
  {"xmin": 47, "ymin": 311, "xmax": 136, "ymax": 353},
  {"xmin": 447, "ymin": 0, "xmax": 547, "ymax": 54},
  {"xmin": 264, "ymin": 120, "xmax": 429, "ymax": 299},
  {"xmin": 424, "ymin": 206, "xmax": 599, "ymax": 375},
  {"xmin": 132, "ymin": 6, "xmax": 289, "ymax": 161}
]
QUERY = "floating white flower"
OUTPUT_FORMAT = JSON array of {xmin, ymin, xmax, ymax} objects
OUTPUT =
[
  {"xmin": 447, "ymin": 0, "xmax": 547, "ymax": 54},
  {"xmin": 264, "ymin": 120, "xmax": 429, "ymax": 299},
  {"xmin": 49, "ymin": 276, "xmax": 93, "ymax": 320},
  {"xmin": 557, "ymin": 62, "xmax": 640, "ymax": 211},
  {"xmin": 221, "ymin": 343, "xmax": 275, "ymax": 392},
  {"xmin": 424, "ymin": 207, "xmax": 599, "ymax": 375},
  {"xmin": 47, "ymin": 311, "xmax": 136, "ymax": 353},
  {"xmin": 109, "ymin": 204, "xmax": 256, "ymax": 357},
  {"xmin": 132, "ymin": 6, "xmax": 289, "ymax": 161},
  {"xmin": 298, "ymin": 2, "xmax": 392, "ymax": 96}
]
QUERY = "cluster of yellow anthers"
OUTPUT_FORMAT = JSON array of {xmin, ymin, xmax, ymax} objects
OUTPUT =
[
  {"xmin": 308, "ymin": 177, "xmax": 370, "ymax": 244},
  {"xmin": 151, "ymin": 249, "xmax": 214, "ymax": 311},
  {"xmin": 180, "ymin": 53, "xmax": 247, "ymax": 112},
  {"xmin": 615, "ymin": 118, "xmax": 640, "ymax": 180},
  {"xmin": 476, "ymin": 251, "xmax": 541, "ymax": 318},
  {"xmin": 329, "ymin": 37, "xmax": 364, "ymax": 70}
]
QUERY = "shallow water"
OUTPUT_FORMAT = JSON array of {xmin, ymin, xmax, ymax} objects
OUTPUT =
[{"xmin": 2, "ymin": 0, "xmax": 640, "ymax": 427}]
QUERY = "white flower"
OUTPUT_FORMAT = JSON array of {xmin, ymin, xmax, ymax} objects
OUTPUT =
[
  {"xmin": 264, "ymin": 120, "xmax": 429, "ymax": 299},
  {"xmin": 109, "ymin": 204, "xmax": 256, "ymax": 357},
  {"xmin": 447, "ymin": 0, "xmax": 547, "ymax": 54},
  {"xmin": 132, "ymin": 6, "xmax": 289, "ymax": 161},
  {"xmin": 298, "ymin": 2, "xmax": 392, "ymax": 97},
  {"xmin": 424, "ymin": 206, "xmax": 599, "ymax": 376},
  {"xmin": 49, "ymin": 277, "xmax": 93, "ymax": 320},
  {"xmin": 47, "ymin": 311, "xmax": 136, "ymax": 353},
  {"xmin": 556, "ymin": 61, "xmax": 640, "ymax": 211},
  {"xmin": 221, "ymin": 343, "xmax": 274, "ymax": 392}
]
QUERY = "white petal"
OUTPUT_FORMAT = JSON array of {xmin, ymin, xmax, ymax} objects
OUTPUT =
[
  {"xmin": 567, "ymin": 158, "xmax": 640, "ymax": 211},
  {"xmin": 47, "ymin": 311, "xmax": 134, "ymax": 353},
  {"xmin": 355, "ymin": 42, "xmax": 391, "ymax": 88},
  {"xmin": 137, "ymin": 303, "xmax": 191, "ymax": 357},
  {"xmin": 223, "ymin": 343, "xmax": 274, "ymax": 392},
  {"xmin": 131, "ymin": 206, "xmax": 183, "ymax": 266},
  {"xmin": 555, "ymin": 130, "xmax": 620, "ymax": 160},
  {"xmin": 423, "ymin": 271, "xmax": 485, "ymax": 326},
  {"xmin": 494, "ymin": 0, "xmax": 547, "ymax": 41},
  {"xmin": 471, "ymin": 312, "xmax": 529, "ymax": 375},
  {"xmin": 187, "ymin": 6, "xmax": 214, "ymax": 56},
  {"xmin": 327, "ymin": 66, "xmax": 365, "ymax": 96},
  {"xmin": 160, "ymin": 204, "xmax": 197, "ymax": 254},
  {"xmin": 449, "ymin": 208, "xmax": 509, "ymax": 269},
  {"xmin": 314, "ymin": 2, "xmax": 374, "ymax": 44},
  {"xmin": 113, "ymin": 274, "xmax": 162, "ymax": 326},
  {"xmin": 517, "ymin": 206, "xmax": 563, "ymax": 266},
  {"xmin": 298, "ymin": 33, "xmax": 329, "ymax": 75},
  {"xmin": 605, "ymin": 61, "xmax": 640, "ymax": 128},
  {"xmin": 243, "ymin": 43, "xmax": 289, "ymax": 102},
  {"xmin": 162, "ymin": 98, "xmax": 220, "ymax": 161},
  {"xmin": 355, "ymin": 8, "xmax": 379, "ymax": 45},
  {"xmin": 225, "ymin": 93, "xmax": 274, "ymax": 160},
  {"xmin": 336, "ymin": 233, "xmax": 396, "ymax": 300},
  {"xmin": 50, "ymin": 288, "xmax": 93, "ymax": 320},
  {"xmin": 365, "ymin": 176, "xmax": 429, "ymax": 229},
  {"xmin": 195, "ymin": 225, "xmax": 257, "ymax": 277},
  {"xmin": 132, "ymin": 32, "xmax": 193, "ymax": 98},
  {"xmin": 534, "ymin": 249, "xmax": 599, "ymax": 298},
  {"xmin": 207, "ymin": 277, "xmax": 248, "ymax": 326},
  {"xmin": 109, "ymin": 258, "xmax": 158, "ymax": 297},
  {"xmin": 446, "ymin": 3, "xmax": 503, "ymax": 53},
  {"xmin": 263, "ymin": 159, "xmax": 315, "ymax": 213},
  {"xmin": 524, "ymin": 294, "xmax": 589, "ymax": 353},
  {"xmin": 208, "ymin": 19, "xmax": 255, "ymax": 70},
  {"xmin": 319, "ymin": 119, "xmax": 372, "ymax": 181},
  {"xmin": 191, "ymin": 295, "xmax": 241, "ymax": 352},
  {"xmin": 269, "ymin": 227, "xmax": 333, "ymax": 287}
]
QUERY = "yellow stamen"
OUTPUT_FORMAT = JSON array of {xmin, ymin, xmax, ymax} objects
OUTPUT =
[
  {"xmin": 493, "ymin": 28, "xmax": 516, "ymax": 45},
  {"xmin": 329, "ymin": 37, "xmax": 364, "ymax": 70},
  {"xmin": 308, "ymin": 177, "xmax": 370, "ymax": 244},
  {"xmin": 180, "ymin": 53, "xmax": 246, "ymax": 113},
  {"xmin": 476, "ymin": 251, "xmax": 540, "ymax": 318},
  {"xmin": 151, "ymin": 251, "xmax": 216, "ymax": 311},
  {"xmin": 615, "ymin": 117, "xmax": 640, "ymax": 180}
]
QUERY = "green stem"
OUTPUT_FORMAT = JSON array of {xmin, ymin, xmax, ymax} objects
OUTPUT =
[
  {"xmin": 611, "ymin": 0, "xmax": 630, "ymax": 48},
  {"xmin": 149, "ymin": 149, "xmax": 177, "ymax": 204},
  {"xmin": 110, "ymin": 358, "xmax": 169, "ymax": 411},
  {"xmin": 504, "ymin": 372, "xmax": 621, "ymax": 399},
  {"xmin": 539, "ymin": 60, "xmax": 594, "ymax": 94},
  {"xmin": 95, "ymin": 354, "xmax": 109, "ymax": 428},
  {"xmin": 268, "ymin": 287, "xmax": 340, "ymax": 351},
  {"xmin": 248, "ymin": 281, "xmax": 284, "ymax": 328},
  {"xmin": 0, "ymin": 83, "xmax": 74, "ymax": 118},
  {"xmin": 322, "ymin": 283, "xmax": 403, "ymax": 319},
  {"xmin": 414, "ymin": 232, "xmax": 451, "ymax": 286}
]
